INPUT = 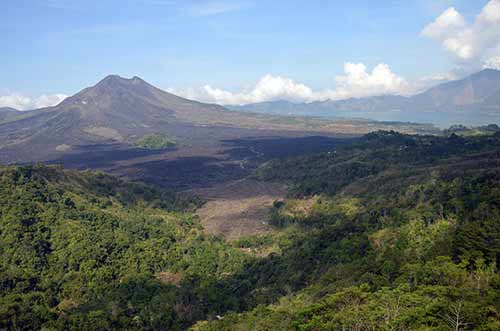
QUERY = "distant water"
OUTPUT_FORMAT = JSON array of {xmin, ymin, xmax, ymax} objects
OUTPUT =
[{"xmin": 235, "ymin": 108, "xmax": 500, "ymax": 129}]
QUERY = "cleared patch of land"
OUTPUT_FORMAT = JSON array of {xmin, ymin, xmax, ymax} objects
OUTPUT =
[
  {"xmin": 50, "ymin": 134, "xmax": 347, "ymax": 240},
  {"xmin": 193, "ymin": 179, "xmax": 286, "ymax": 240}
]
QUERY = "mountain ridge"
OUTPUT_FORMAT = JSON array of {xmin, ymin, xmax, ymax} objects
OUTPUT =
[{"xmin": 229, "ymin": 69, "xmax": 500, "ymax": 126}]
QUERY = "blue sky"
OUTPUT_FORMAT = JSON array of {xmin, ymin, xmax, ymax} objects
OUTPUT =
[{"xmin": 1, "ymin": 0, "xmax": 498, "ymax": 108}]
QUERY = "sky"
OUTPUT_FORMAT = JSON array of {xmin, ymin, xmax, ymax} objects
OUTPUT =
[{"xmin": 1, "ymin": 0, "xmax": 499, "ymax": 109}]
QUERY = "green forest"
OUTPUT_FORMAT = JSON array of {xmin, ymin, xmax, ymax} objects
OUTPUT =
[{"xmin": 1, "ymin": 131, "xmax": 500, "ymax": 330}]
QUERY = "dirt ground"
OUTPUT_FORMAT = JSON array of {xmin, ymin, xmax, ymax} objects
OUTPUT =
[{"xmin": 193, "ymin": 178, "xmax": 287, "ymax": 240}]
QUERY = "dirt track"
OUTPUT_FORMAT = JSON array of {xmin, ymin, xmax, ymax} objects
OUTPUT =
[{"xmin": 193, "ymin": 179, "xmax": 286, "ymax": 240}]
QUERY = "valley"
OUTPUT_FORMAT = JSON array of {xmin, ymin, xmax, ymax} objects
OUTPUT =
[{"xmin": 51, "ymin": 132, "xmax": 347, "ymax": 240}]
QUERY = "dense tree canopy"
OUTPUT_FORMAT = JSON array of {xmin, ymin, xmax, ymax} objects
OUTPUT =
[{"xmin": 0, "ymin": 165, "xmax": 246, "ymax": 330}]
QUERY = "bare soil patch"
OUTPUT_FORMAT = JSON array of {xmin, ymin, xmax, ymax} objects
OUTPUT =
[{"xmin": 193, "ymin": 179, "xmax": 286, "ymax": 240}]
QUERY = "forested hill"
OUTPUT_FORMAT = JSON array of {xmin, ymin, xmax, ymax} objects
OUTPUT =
[
  {"xmin": 255, "ymin": 130, "xmax": 500, "ymax": 197},
  {"xmin": 1, "ymin": 132, "xmax": 500, "ymax": 330},
  {"xmin": 194, "ymin": 131, "xmax": 500, "ymax": 330},
  {"xmin": 0, "ymin": 165, "xmax": 247, "ymax": 330}
]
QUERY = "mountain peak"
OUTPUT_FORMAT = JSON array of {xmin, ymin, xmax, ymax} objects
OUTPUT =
[
  {"xmin": 96, "ymin": 74, "xmax": 145, "ymax": 86},
  {"xmin": 76, "ymin": 74, "xmax": 157, "ymax": 99},
  {"xmin": 56, "ymin": 74, "xmax": 157, "ymax": 112},
  {"xmin": 131, "ymin": 75, "xmax": 144, "ymax": 82},
  {"xmin": 102, "ymin": 74, "xmax": 123, "ymax": 80}
]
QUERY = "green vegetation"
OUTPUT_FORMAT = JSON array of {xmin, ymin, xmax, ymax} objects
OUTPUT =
[
  {"xmin": 193, "ymin": 131, "xmax": 500, "ymax": 330},
  {"xmin": 134, "ymin": 133, "xmax": 176, "ymax": 150},
  {"xmin": 2, "ymin": 131, "xmax": 500, "ymax": 330},
  {"xmin": 233, "ymin": 234, "xmax": 274, "ymax": 249},
  {"xmin": 0, "ymin": 165, "xmax": 246, "ymax": 330}
]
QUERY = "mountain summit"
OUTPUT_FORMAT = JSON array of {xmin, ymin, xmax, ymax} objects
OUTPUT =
[{"xmin": 58, "ymin": 74, "xmax": 205, "ymax": 119}]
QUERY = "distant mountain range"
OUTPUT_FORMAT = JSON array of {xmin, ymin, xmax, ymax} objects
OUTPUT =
[{"xmin": 229, "ymin": 69, "xmax": 500, "ymax": 127}]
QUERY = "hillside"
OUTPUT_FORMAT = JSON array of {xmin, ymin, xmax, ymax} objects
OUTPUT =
[
  {"xmin": 192, "ymin": 131, "xmax": 500, "ymax": 330},
  {"xmin": 1, "ymin": 133, "xmax": 499, "ymax": 330},
  {"xmin": 0, "ymin": 165, "xmax": 246, "ymax": 330},
  {"xmin": 231, "ymin": 69, "xmax": 500, "ymax": 126}
]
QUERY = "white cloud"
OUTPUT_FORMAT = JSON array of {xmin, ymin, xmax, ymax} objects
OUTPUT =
[
  {"xmin": 484, "ymin": 56, "xmax": 500, "ymax": 69},
  {"xmin": 325, "ymin": 63, "xmax": 409, "ymax": 100},
  {"xmin": 478, "ymin": 0, "xmax": 500, "ymax": 23},
  {"xmin": 0, "ymin": 93, "xmax": 67, "ymax": 110},
  {"xmin": 421, "ymin": 0, "xmax": 500, "ymax": 65},
  {"xmin": 421, "ymin": 7, "xmax": 466, "ymax": 39},
  {"xmin": 168, "ymin": 62, "xmax": 409, "ymax": 105},
  {"xmin": 34, "ymin": 94, "xmax": 68, "ymax": 108},
  {"xmin": 168, "ymin": 74, "xmax": 315, "ymax": 104}
]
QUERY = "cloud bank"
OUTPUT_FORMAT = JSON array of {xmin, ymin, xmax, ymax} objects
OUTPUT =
[
  {"xmin": 168, "ymin": 62, "xmax": 412, "ymax": 105},
  {"xmin": 421, "ymin": 0, "xmax": 500, "ymax": 67},
  {"xmin": 0, "ymin": 93, "xmax": 67, "ymax": 110}
]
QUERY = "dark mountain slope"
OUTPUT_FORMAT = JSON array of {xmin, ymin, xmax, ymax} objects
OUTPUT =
[{"xmin": 55, "ymin": 74, "xmax": 233, "ymax": 128}]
